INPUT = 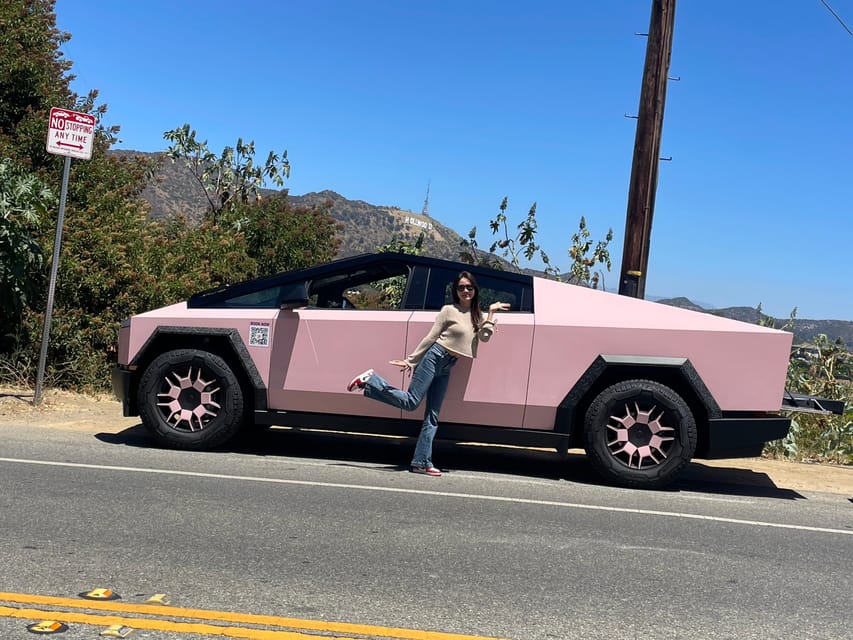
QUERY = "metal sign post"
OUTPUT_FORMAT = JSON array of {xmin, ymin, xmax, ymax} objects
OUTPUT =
[
  {"xmin": 34, "ymin": 108, "xmax": 95, "ymax": 405},
  {"xmin": 33, "ymin": 155, "xmax": 71, "ymax": 405}
]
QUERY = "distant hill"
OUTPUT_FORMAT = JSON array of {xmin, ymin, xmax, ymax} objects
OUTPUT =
[
  {"xmin": 132, "ymin": 152, "xmax": 468, "ymax": 261},
  {"xmin": 115, "ymin": 151, "xmax": 206, "ymax": 220},
  {"xmin": 654, "ymin": 296, "xmax": 706, "ymax": 312},
  {"xmin": 287, "ymin": 190, "xmax": 467, "ymax": 261},
  {"xmin": 128, "ymin": 151, "xmax": 851, "ymax": 346}
]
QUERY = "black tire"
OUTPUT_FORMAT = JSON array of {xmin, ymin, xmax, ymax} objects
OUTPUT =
[
  {"xmin": 583, "ymin": 379, "xmax": 697, "ymax": 489},
  {"xmin": 137, "ymin": 349, "xmax": 246, "ymax": 450}
]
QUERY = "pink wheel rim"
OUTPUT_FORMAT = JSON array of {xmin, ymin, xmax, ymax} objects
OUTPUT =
[
  {"xmin": 606, "ymin": 401, "xmax": 676, "ymax": 469},
  {"xmin": 156, "ymin": 366, "xmax": 221, "ymax": 432}
]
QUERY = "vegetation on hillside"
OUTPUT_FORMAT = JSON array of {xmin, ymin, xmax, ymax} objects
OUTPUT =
[
  {"xmin": 778, "ymin": 336, "xmax": 852, "ymax": 464},
  {"xmin": 760, "ymin": 312, "xmax": 852, "ymax": 464}
]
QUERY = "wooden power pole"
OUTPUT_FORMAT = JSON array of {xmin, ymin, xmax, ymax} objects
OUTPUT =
[{"xmin": 618, "ymin": 0, "xmax": 677, "ymax": 299}]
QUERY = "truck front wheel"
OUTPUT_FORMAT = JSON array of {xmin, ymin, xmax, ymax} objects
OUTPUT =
[{"xmin": 138, "ymin": 349, "xmax": 245, "ymax": 450}]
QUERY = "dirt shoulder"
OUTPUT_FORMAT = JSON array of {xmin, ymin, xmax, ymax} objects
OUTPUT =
[
  {"xmin": 0, "ymin": 387, "xmax": 139, "ymax": 432},
  {"xmin": 1, "ymin": 387, "xmax": 851, "ymax": 496}
]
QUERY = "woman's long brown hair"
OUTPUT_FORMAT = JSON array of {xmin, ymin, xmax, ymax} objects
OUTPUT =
[{"xmin": 452, "ymin": 271, "xmax": 482, "ymax": 330}]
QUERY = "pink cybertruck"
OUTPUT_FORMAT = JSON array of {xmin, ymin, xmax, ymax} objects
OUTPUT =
[{"xmin": 113, "ymin": 253, "xmax": 839, "ymax": 488}]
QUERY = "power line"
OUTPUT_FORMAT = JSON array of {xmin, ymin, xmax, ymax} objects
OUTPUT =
[{"xmin": 819, "ymin": 0, "xmax": 853, "ymax": 37}]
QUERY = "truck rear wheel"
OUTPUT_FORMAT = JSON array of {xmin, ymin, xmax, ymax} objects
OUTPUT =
[{"xmin": 584, "ymin": 379, "xmax": 696, "ymax": 488}]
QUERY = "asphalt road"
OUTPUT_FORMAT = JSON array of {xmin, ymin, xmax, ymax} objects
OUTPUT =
[{"xmin": 0, "ymin": 422, "xmax": 851, "ymax": 640}]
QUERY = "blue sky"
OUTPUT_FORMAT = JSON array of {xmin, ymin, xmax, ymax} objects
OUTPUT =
[{"xmin": 55, "ymin": 0, "xmax": 852, "ymax": 321}]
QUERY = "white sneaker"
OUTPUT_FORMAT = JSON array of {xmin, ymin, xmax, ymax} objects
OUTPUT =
[{"xmin": 347, "ymin": 369, "xmax": 374, "ymax": 392}]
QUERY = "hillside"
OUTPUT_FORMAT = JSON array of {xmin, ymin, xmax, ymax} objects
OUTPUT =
[
  {"xmin": 134, "ymin": 152, "xmax": 467, "ymax": 260},
  {"xmin": 287, "ymin": 190, "xmax": 467, "ymax": 261},
  {"xmin": 129, "ymin": 151, "xmax": 851, "ymax": 346}
]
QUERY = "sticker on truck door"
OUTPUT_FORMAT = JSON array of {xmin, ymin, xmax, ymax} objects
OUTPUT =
[{"xmin": 249, "ymin": 322, "xmax": 271, "ymax": 347}]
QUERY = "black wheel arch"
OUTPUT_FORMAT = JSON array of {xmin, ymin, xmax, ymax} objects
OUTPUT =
[
  {"xmin": 555, "ymin": 355, "xmax": 721, "ymax": 456},
  {"xmin": 125, "ymin": 326, "xmax": 266, "ymax": 416}
]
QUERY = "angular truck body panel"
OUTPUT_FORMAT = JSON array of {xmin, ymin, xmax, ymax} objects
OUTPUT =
[{"xmin": 526, "ymin": 278, "xmax": 792, "ymax": 420}]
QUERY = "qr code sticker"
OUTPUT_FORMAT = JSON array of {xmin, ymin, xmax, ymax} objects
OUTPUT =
[{"xmin": 249, "ymin": 322, "xmax": 270, "ymax": 347}]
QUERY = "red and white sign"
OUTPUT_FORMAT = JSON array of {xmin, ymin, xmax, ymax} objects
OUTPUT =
[{"xmin": 46, "ymin": 108, "xmax": 96, "ymax": 160}]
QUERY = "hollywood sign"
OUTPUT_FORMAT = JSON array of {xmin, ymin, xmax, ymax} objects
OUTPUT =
[{"xmin": 404, "ymin": 215, "xmax": 433, "ymax": 231}]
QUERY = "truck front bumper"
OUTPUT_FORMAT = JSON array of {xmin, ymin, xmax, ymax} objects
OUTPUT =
[{"xmin": 111, "ymin": 365, "xmax": 136, "ymax": 417}]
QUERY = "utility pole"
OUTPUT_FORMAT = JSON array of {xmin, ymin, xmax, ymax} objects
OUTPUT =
[{"xmin": 618, "ymin": 0, "xmax": 677, "ymax": 299}]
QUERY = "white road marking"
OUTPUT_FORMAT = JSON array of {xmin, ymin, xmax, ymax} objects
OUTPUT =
[
  {"xmin": 667, "ymin": 494, "xmax": 753, "ymax": 504},
  {"xmin": 1, "ymin": 457, "xmax": 850, "ymax": 536}
]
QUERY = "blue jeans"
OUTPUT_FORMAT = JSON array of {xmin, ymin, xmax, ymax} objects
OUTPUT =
[{"xmin": 363, "ymin": 343, "xmax": 458, "ymax": 468}]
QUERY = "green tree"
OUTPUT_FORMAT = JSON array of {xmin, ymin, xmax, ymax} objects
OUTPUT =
[
  {"xmin": 163, "ymin": 124, "xmax": 342, "ymax": 280},
  {"xmin": 151, "ymin": 217, "xmax": 257, "ymax": 296},
  {"xmin": 0, "ymin": 1, "xmax": 279, "ymax": 391},
  {"xmin": 0, "ymin": 158, "xmax": 55, "ymax": 348},
  {"xmin": 19, "ymin": 165, "xmax": 166, "ymax": 389},
  {"xmin": 0, "ymin": 0, "xmax": 167, "ymax": 389},
  {"xmin": 0, "ymin": 0, "xmax": 72, "ymax": 169},
  {"xmin": 164, "ymin": 124, "xmax": 290, "ymax": 226},
  {"xmin": 378, "ymin": 231, "xmax": 425, "ymax": 256},
  {"xmin": 237, "ymin": 195, "xmax": 342, "ymax": 277},
  {"xmin": 460, "ymin": 197, "xmax": 613, "ymax": 288},
  {"xmin": 460, "ymin": 198, "xmax": 545, "ymax": 271},
  {"xmin": 567, "ymin": 216, "xmax": 614, "ymax": 289}
]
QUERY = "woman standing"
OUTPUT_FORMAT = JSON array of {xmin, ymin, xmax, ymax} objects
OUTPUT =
[{"xmin": 347, "ymin": 271, "xmax": 510, "ymax": 476}]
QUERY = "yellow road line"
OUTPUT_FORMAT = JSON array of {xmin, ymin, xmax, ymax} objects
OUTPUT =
[
  {"xmin": 0, "ymin": 606, "xmax": 351, "ymax": 640},
  {"xmin": 0, "ymin": 592, "xmax": 507, "ymax": 640}
]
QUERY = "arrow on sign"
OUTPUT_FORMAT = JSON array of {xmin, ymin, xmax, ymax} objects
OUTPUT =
[{"xmin": 56, "ymin": 142, "xmax": 84, "ymax": 150}]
